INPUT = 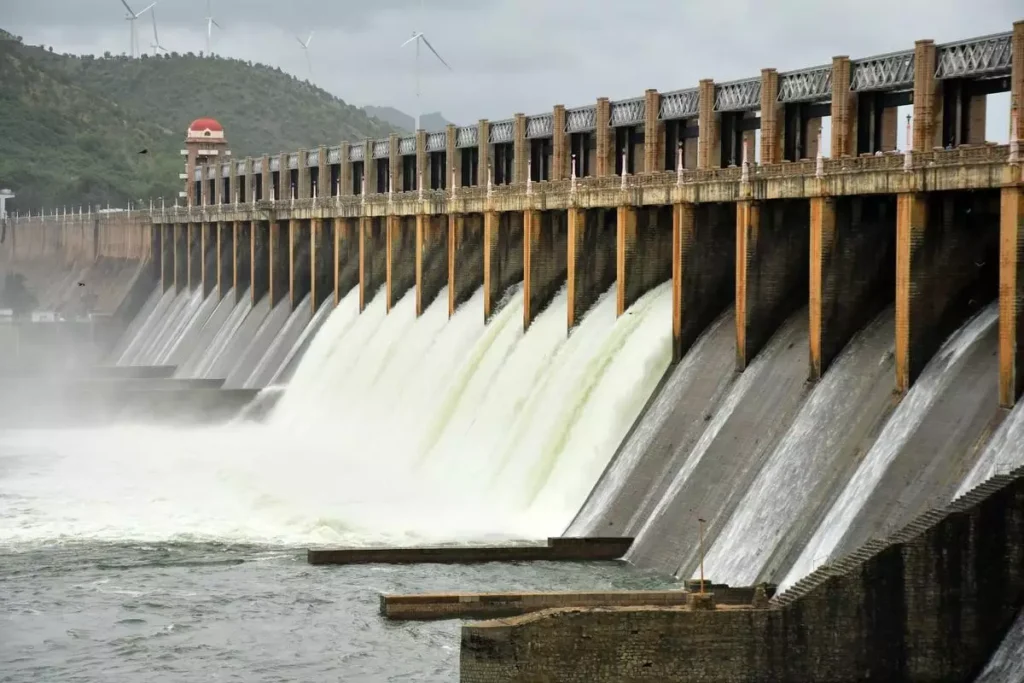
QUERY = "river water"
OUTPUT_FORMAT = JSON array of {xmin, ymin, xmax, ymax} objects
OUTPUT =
[{"xmin": 1, "ymin": 542, "xmax": 669, "ymax": 682}]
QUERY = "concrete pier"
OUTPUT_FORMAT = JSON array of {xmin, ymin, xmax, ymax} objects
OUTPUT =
[
  {"xmin": 250, "ymin": 220, "xmax": 268, "ymax": 304},
  {"xmin": 567, "ymin": 207, "xmax": 616, "ymax": 329},
  {"xmin": 360, "ymin": 217, "xmax": 386, "ymax": 311},
  {"xmin": 523, "ymin": 209, "xmax": 567, "ymax": 329},
  {"xmin": 735, "ymin": 199, "xmax": 809, "ymax": 370},
  {"xmin": 417, "ymin": 214, "xmax": 448, "ymax": 315},
  {"xmin": 335, "ymin": 217, "xmax": 359, "ymax": 304},
  {"xmin": 289, "ymin": 218, "xmax": 311, "ymax": 309},
  {"xmin": 311, "ymin": 217, "xmax": 333, "ymax": 311},
  {"xmin": 672, "ymin": 203, "xmax": 735, "ymax": 362},
  {"xmin": 449, "ymin": 213, "xmax": 484, "ymax": 316},
  {"xmin": 269, "ymin": 220, "xmax": 288, "ymax": 307},
  {"xmin": 483, "ymin": 211, "xmax": 524, "ymax": 321},
  {"xmin": 386, "ymin": 215, "xmax": 416, "ymax": 312},
  {"xmin": 234, "ymin": 221, "xmax": 251, "ymax": 301}
]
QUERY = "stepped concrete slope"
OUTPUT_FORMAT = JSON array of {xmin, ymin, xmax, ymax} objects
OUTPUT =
[{"xmin": 460, "ymin": 465, "xmax": 1024, "ymax": 682}]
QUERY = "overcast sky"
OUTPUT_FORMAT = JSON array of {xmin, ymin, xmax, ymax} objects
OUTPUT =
[{"xmin": 5, "ymin": 0, "xmax": 1020, "ymax": 134}]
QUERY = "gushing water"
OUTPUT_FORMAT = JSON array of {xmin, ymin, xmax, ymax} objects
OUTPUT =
[
  {"xmin": 0, "ymin": 281, "xmax": 672, "ymax": 547},
  {"xmin": 974, "ymin": 609, "xmax": 1024, "ymax": 683},
  {"xmin": 956, "ymin": 399, "xmax": 1024, "ymax": 497},
  {"xmin": 702, "ymin": 312, "xmax": 894, "ymax": 585},
  {"xmin": 179, "ymin": 289, "xmax": 253, "ymax": 379},
  {"xmin": 781, "ymin": 303, "xmax": 999, "ymax": 590}
]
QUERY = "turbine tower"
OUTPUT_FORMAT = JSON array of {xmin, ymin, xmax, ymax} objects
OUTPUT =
[
  {"xmin": 150, "ymin": 7, "xmax": 169, "ymax": 55},
  {"xmin": 205, "ymin": 0, "xmax": 223, "ymax": 56},
  {"xmin": 295, "ymin": 31, "xmax": 314, "ymax": 81},
  {"xmin": 119, "ymin": 0, "xmax": 157, "ymax": 58},
  {"xmin": 400, "ymin": 0, "xmax": 451, "ymax": 131}
]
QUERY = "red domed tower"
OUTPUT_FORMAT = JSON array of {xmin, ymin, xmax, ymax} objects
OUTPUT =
[{"xmin": 181, "ymin": 117, "xmax": 230, "ymax": 206}]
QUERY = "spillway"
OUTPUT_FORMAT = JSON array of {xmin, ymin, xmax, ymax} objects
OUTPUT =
[
  {"xmin": 1, "ymin": 280, "xmax": 672, "ymax": 546},
  {"xmin": 621, "ymin": 309, "xmax": 812, "ymax": 577},
  {"xmin": 782, "ymin": 302, "xmax": 999, "ymax": 590},
  {"xmin": 238, "ymin": 294, "xmax": 314, "ymax": 389},
  {"xmin": 267, "ymin": 296, "xmax": 335, "ymax": 386},
  {"xmin": 957, "ymin": 398, "xmax": 1024, "ymax": 496},
  {"xmin": 701, "ymin": 308, "xmax": 896, "ymax": 586},
  {"xmin": 178, "ymin": 290, "xmax": 254, "ymax": 379},
  {"xmin": 568, "ymin": 310, "xmax": 737, "ymax": 538}
]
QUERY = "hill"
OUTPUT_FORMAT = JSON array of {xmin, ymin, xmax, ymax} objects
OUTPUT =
[
  {"xmin": 363, "ymin": 106, "xmax": 453, "ymax": 132},
  {"xmin": 0, "ymin": 31, "xmax": 400, "ymax": 210},
  {"xmin": 0, "ymin": 32, "xmax": 182, "ymax": 210}
]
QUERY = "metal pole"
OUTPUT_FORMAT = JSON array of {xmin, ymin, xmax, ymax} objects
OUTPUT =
[{"xmin": 698, "ymin": 517, "xmax": 706, "ymax": 594}]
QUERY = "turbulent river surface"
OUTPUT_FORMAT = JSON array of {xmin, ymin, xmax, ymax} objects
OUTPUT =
[{"xmin": 1, "ymin": 542, "xmax": 670, "ymax": 682}]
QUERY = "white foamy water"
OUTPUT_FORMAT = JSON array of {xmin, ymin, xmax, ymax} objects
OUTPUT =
[
  {"xmin": 0, "ymin": 282, "xmax": 671, "ymax": 547},
  {"xmin": 974, "ymin": 609, "xmax": 1024, "ymax": 683},
  {"xmin": 781, "ymin": 303, "xmax": 999, "ymax": 591},
  {"xmin": 955, "ymin": 399, "xmax": 1024, "ymax": 497},
  {"xmin": 702, "ymin": 314, "xmax": 893, "ymax": 585},
  {"xmin": 180, "ymin": 290, "xmax": 253, "ymax": 379}
]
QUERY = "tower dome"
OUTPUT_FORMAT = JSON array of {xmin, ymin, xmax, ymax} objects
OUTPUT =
[{"xmin": 186, "ymin": 117, "xmax": 226, "ymax": 142}]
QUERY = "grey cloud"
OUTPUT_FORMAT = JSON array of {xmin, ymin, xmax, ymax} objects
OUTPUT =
[{"xmin": 4, "ymin": 0, "xmax": 1020, "ymax": 128}]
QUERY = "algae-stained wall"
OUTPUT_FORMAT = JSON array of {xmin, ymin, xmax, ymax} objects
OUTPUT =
[{"xmin": 461, "ymin": 470, "xmax": 1024, "ymax": 682}]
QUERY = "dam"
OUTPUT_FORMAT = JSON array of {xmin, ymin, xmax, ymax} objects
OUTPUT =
[{"xmin": 1, "ymin": 19, "xmax": 1024, "ymax": 683}]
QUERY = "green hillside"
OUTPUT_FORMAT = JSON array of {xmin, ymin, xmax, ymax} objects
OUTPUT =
[{"xmin": 0, "ymin": 31, "xmax": 400, "ymax": 211}]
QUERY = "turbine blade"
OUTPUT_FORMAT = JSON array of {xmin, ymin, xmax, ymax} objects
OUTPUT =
[
  {"xmin": 400, "ymin": 32, "xmax": 421, "ymax": 48},
  {"xmin": 137, "ymin": 2, "xmax": 156, "ymax": 15},
  {"xmin": 119, "ymin": 0, "xmax": 135, "ymax": 15},
  {"xmin": 295, "ymin": 35, "xmax": 306, "ymax": 47},
  {"xmin": 212, "ymin": 18, "xmax": 223, "ymax": 30},
  {"xmin": 420, "ymin": 34, "xmax": 452, "ymax": 70},
  {"xmin": 305, "ymin": 31, "xmax": 314, "ymax": 48}
]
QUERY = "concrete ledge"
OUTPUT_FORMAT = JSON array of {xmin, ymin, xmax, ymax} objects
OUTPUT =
[
  {"xmin": 307, "ymin": 537, "xmax": 633, "ymax": 566},
  {"xmin": 381, "ymin": 590, "xmax": 690, "ymax": 621}
]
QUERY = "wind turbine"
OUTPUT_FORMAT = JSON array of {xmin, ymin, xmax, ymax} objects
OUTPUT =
[
  {"xmin": 295, "ymin": 31, "xmax": 314, "ymax": 81},
  {"xmin": 149, "ymin": 7, "xmax": 169, "ymax": 55},
  {"xmin": 205, "ymin": 0, "xmax": 224, "ymax": 56},
  {"xmin": 120, "ymin": 0, "xmax": 156, "ymax": 58},
  {"xmin": 400, "ymin": 29, "xmax": 451, "ymax": 132}
]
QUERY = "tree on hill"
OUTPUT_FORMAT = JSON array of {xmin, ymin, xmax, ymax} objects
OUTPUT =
[{"xmin": 0, "ymin": 33, "xmax": 401, "ymax": 210}]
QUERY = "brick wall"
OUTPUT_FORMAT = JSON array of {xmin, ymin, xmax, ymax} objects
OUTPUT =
[{"xmin": 460, "ymin": 467, "xmax": 1024, "ymax": 682}]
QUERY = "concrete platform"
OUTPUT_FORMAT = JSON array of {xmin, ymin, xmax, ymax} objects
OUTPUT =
[
  {"xmin": 381, "ymin": 582, "xmax": 776, "ymax": 621},
  {"xmin": 307, "ymin": 537, "xmax": 634, "ymax": 566},
  {"xmin": 381, "ymin": 590, "xmax": 689, "ymax": 621}
]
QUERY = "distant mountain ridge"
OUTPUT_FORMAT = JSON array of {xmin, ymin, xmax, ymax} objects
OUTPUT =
[
  {"xmin": 0, "ymin": 30, "xmax": 401, "ymax": 210},
  {"xmin": 362, "ymin": 106, "xmax": 453, "ymax": 133}
]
